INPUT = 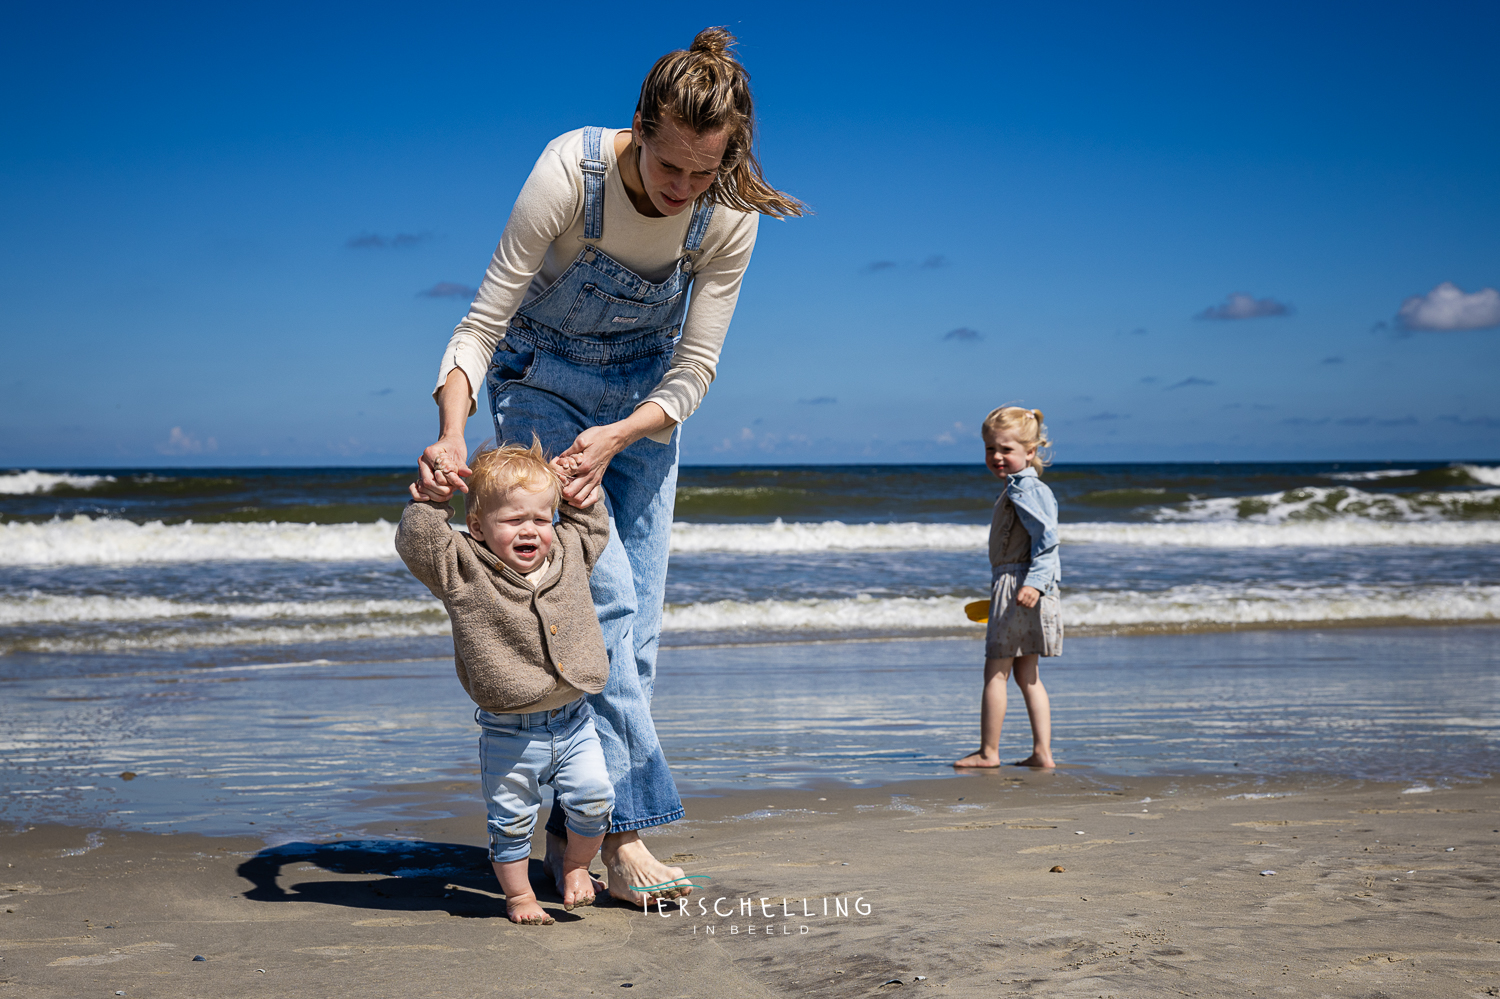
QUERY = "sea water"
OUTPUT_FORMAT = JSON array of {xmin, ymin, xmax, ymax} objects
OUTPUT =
[{"xmin": 1, "ymin": 462, "xmax": 1497, "ymax": 836}]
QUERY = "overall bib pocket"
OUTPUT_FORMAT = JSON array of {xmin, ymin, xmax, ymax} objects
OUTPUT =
[{"xmin": 563, "ymin": 284, "xmax": 685, "ymax": 336}]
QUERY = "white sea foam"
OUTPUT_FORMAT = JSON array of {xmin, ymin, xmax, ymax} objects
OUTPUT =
[
  {"xmin": 1154, "ymin": 485, "xmax": 1500, "ymax": 525},
  {"xmin": 0, "ymin": 592, "xmax": 440, "ymax": 626},
  {"xmin": 662, "ymin": 584, "xmax": 1500, "ymax": 636},
  {"xmin": 10, "ymin": 619, "xmax": 455, "ymax": 654},
  {"xmin": 0, "ymin": 516, "xmax": 400, "ymax": 565},
  {"xmin": 0, "ymin": 471, "xmax": 116, "ymax": 495},
  {"xmin": 4, "ymin": 583, "xmax": 1496, "ymax": 652},
  {"xmin": 1059, "ymin": 583, "xmax": 1500, "ymax": 628},
  {"xmin": 5, "ymin": 506, "xmax": 1500, "ymax": 567},
  {"xmin": 1323, "ymin": 469, "xmax": 1419, "ymax": 481},
  {"xmin": 1061, "ymin": 520, "xmax": 1500, "ymax": 547},
  {"xmin": 671, "ymin": 520, "xmax": 988, "ymax": 553},
  {"xmin": 676, "ymin": 517, "xmax": 1500, "ymax": 550},
  {"xmin": 1458, "ymin": 464, "xmax": 1500, "ymax": 486}
]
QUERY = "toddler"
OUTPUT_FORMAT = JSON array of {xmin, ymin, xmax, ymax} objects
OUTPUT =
[
  {"xmin": 955, "ymin": 406, "xmax": 1063, "ymax": 769},
  {"xmin": 396, "ymin": 438, "xmax": 613, "ymax": 925}
]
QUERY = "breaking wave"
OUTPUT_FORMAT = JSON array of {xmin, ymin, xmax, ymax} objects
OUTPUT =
[
  {"xmin": 0, "ymin": 592, "xmax": 439, "ymax": 627},
  {"xmin": 5, "ymin": 510, "xmax": 1500, "ymax": 566},
  {"xmin": 0, "ymin": 516, "xmax": 400, "ymax": 565},
  {"xmin": 5, "ymin": 583, "xmax": 1497, "ymax": 653},
  {"xmin": 0, "ymin": 471, "xmax": 117, "ymax": 495},
  {"xmin": 1154, "ymin": 485, "xmax": 1500, "ymax": 524},
  {"xmin": 664, "ymin": 584, "xmax": 1500, "ymax": 638}
]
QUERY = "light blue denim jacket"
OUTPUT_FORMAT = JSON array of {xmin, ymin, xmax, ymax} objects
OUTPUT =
[{"xmin": 997, "ymin": 468, "xmax": 1061, "ymax": 594}]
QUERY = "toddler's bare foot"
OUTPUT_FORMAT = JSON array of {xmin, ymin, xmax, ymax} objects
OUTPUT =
[
  {"xmin": 544, "ymin": 832, "xmax": 606, "ymax": 898},
  {"xmin": 602, "ymin": 832, "xmax": 692, "ymax": 906},
  {"xmin": 1015, "ymin": 751, "xmax": 1055, "ymax": 769},
  {"xmin": 953, "ymin": 750, "xmax": 1002, "ymax": 768},
  {"xmin": 504, "ymin": 891, "xmax": 554, "ymax": 925},
  {"xmin": 561, "ymin": 867, "xmax": 599, "ymax": 910}
]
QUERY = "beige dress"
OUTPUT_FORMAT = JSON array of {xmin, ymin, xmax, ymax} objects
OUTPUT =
[{"xmin": 985, "ymin": 492, "xmax": 1063, "ymax": 659}]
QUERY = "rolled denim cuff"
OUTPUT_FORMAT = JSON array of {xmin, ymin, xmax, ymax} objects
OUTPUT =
[
  {"xmin": 564, "ymin": 810, "xmax": 613, "ymax": 840},
  {"xmin": 489, "ymin": 828, "xmax": 537, "ymax": 864}
]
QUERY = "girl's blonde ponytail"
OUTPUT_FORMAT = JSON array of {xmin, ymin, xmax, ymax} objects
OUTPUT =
[{"xmin": 981, "ymin": 405, "xmax": 1053, "ymax": 473}]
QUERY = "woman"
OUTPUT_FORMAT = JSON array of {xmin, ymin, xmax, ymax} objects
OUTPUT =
[{"xmin": 415, "ymin": 27, "xmax": 803, "ymax": 905}]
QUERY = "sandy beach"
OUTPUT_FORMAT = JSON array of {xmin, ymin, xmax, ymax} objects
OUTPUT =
[{"xmin": 4, "ymin": 769, "xmax": 1497, "ymax": 997}]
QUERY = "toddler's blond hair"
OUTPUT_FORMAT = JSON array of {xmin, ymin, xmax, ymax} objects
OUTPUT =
[
  {"xmin": 467, "ymin": 437, "xmax": 563, "ymax": 515},
  {"xmin": 981, "ymin": 406, "xmax": 1052, "ymax": 473}
]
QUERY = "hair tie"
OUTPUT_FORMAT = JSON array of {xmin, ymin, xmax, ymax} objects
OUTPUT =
[{"xmin": 1032, "ymin": 409, "xmax": 1044, "ymax": 423}]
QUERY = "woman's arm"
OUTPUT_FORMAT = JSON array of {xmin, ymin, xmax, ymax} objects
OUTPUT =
[
  {"xmin": 633, "ymin": 209, "xmax": 759, "ymax": 443},
  {"xmin": 419, "ymin": 137, "xmax": 584, "ymax": 498},
  {"xmin": 434, "ymin": 140, "xmax": 583, "ymax": 416}
]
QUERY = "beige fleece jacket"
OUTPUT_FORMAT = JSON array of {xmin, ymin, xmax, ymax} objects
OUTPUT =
[{"xmin": 395, "ymin": 498, "xmax": 611, "ymax": 713}]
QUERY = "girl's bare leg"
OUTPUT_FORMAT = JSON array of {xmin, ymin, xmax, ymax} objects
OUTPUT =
[
  {"xmin": 1011, "ymin": 654, "xmax": 1054, "ymax": 768},
  {"xmin": 491, "ymin": 859, "xmax": 553, "ymax": 925},
  {"xmin": 954, "ymin": 656, "xmax": 1014, "ymax": 767}
]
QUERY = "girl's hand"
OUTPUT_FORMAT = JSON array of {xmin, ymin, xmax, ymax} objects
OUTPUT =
[
  {"xmin": 415, "ymin": 435, "xmax": 472, "ymax": 503},
  {"xmin": 555, "ymin": 423, "xmax": 630, "ymax": 509},
  {"xmin": 1016, "ymin": 585, "xmax": 1041, "ymax": 608}
]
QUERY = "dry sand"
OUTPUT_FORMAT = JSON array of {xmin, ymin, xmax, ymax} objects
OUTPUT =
[{"xmin": 2, "ymin": 770, "xmax": 1497, "ymax": 997}]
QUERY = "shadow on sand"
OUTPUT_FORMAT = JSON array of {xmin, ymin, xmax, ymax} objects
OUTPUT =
[{"xmin": 235, "ymin": 839, "xmax": 608, "ymax": 922}]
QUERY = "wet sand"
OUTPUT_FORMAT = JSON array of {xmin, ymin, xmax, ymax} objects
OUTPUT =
[{"xmin": 3, "ymin": 770, "xmax": 1497, "ymax": 997}]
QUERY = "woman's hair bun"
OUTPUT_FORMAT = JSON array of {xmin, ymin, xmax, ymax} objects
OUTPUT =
[{"xmin": 690, "ymin": 26, "xmax": 735, "ymax": 55}]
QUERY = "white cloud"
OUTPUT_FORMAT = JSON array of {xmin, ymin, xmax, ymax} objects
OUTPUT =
[
  {"xmin": 1396, "ymin": 282, "xmax": 1500, "ymax": 331},
  {"xmin": 418, "ymin": 282, "xmax": 476, "ymax": 299},
  {"xmin": 157, "ymin": 427, "xmax": 217, "ymax": 455},
  {"xmin": 1195, "ymin": 293, "xmax": 1292, "ymax": 321}
]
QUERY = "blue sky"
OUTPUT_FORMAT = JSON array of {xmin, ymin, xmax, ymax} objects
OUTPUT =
[{"xmin": 2, "ymin": 1, "xmax": 1497, "ymax": 467}]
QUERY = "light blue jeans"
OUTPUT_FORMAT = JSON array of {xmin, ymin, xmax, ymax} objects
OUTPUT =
[{"xmin": 477, "ymin": 698, "xmax": 614, "ymax": 863}]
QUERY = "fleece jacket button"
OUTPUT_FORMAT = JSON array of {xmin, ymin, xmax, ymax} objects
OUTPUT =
[{"xmin": 550, "ymin": 624, "xmax": 558, "ymax": 635}]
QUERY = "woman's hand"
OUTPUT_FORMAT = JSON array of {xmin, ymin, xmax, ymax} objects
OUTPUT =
[
  {"xmin": 414, "ymin": 435, "xmax": 472, "ymax": 502},
  {"xmin": 413, "ymin": 368, "xmax": 475, "ymax": 503},
  {"xmin": 555, "ymin": 402, "xmax": 675, "ymax": 509},
  {"xmin": 1016, "ymin": 585, "xmax": 1041, "ymax": 609},
  {"xmin": 556, "ymin": 425, "xmax": 628, "ymax": 509}
]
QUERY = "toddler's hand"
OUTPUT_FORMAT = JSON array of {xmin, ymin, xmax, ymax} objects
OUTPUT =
[
  {"xmin": 1017, "ymin": 585, "xmax": 1041, "ymax": 608},
  {"xmin": 550, "ymin": 456, "xmax": 600, "ymax": 508}
]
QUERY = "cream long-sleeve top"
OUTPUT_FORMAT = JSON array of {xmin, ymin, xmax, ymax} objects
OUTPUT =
[{"xmin": 436, "ymin": 127, "xmax": 760, "ymax": 445}]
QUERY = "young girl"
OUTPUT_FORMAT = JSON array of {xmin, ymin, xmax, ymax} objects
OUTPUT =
[{"xmin": 955, "ymin": 406, "xmax": 1062, "ymax": 769}]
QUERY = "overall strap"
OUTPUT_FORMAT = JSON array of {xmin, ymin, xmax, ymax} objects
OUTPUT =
[
  {"xmin": 683, "ymin": 196, "xmax": 716, "ymax": 254},
  {"xmin": 579, "ymin": 126, "xmax": 607, "ymax": 241}
]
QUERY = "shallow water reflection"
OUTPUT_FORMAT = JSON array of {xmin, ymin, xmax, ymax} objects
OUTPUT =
[{"xmin": 0, "ymin": 626, "xmax": 1494, "ymax": 838}]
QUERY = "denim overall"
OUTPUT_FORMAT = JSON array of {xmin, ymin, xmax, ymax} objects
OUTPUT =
[{"xmin": 486, "ymin": 126, "xmax": 712, "ymax": 833}]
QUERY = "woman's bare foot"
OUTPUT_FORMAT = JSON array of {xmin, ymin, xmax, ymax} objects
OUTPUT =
[
  {"xmin": 1016, "ymin": 751, "xmax": 1055, "ymax": 768},
  {"xmin": 953, "ymin": 749, "xmax": 1002, "ymax": 768},
  {"xmin": 504, "ymin": 891, "xmax": 554, "ymax": 925},
  {"xmin": 601, "ymin": 831, "xmax": 692, "ymax": 906}
]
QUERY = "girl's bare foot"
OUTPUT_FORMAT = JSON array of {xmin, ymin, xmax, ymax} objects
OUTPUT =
[
  {"xmin": 601, "ymin": 831, "xmax": 692, "ymax": 905},
  {"xmin": 1016, "ymin": 751, "xmax": 1055, "ymax": 768},
  {"xmin": 953, "ymin": 750, "xmax": 1002, "ymax": 768},
  {"xmin": 504, "ymin": 891, "xmax": 554, "ymax": 925}
]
